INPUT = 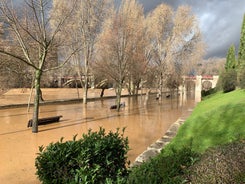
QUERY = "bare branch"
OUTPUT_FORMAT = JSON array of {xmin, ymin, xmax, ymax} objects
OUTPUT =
[
  {"xmin": 43, "ymin": 46, "xmax": 83, "ymax": 72},
  {"xmin": 0, "ymin": 50, "xmax": 38, "ymax": 69}
]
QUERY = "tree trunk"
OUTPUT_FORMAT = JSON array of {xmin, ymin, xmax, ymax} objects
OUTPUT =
[
  {"xmin": 176, "ymin": 87, "xmax": 179, "ymax": 109},
  {"xmin": 83, "ymin": 59, "xmax": 89, "ymax": 104},
  {"xmin": 116, "ymin": 83, "xmax": 122, "ymax": 112},
  {"xmin": 83, "ymin": 76, "xmax": 88, "ymax": 104},
  {"xmin": 135, "ymin": 80, "xmax": 141, "ymax": 95},
  {"xmin": 157, "ymin": 72, "xmax": 163, "ymax": 101},
  {"xmin": 100, "ymin": 88, "xmax": 105, "ymax": 98},
  {"xmin": 170, "ymin": 88, "xmax": 174, "ymax": 109},
  {"xmin": 75, "ymin": 77, "xmax": 80, "ymax": 99},
  {"xmin": 32, "ymin": 69, "xmax": 42, "ymax": 133},
  {"xmin": 131, "ymin": 83, "xmax": 135, "ymax": 95}
]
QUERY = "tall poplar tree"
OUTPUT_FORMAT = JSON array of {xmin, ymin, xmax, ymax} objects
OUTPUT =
[
  {"xmin": 238, "ymin": 14, "xmax": 245, "ymax": 88},
  {"xmin": 238, "ymin": 14, "xmax": 245, "ymax": 66},
  {"xmin": 225, "ymin": 44, "xmax": 236, "ymax": 70},
  {"xmin": 222, "ymin": 44, "xmax": 237, "ymax": 92}
]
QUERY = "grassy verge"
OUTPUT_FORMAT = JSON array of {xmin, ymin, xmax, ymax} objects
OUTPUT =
[
  {"xmin": 166, "ymin": 89, "xmax": 245, "ymax": 153},
  {"xmin": 127, "ymin": 90, "xmax": 245, "ymax": 183}
]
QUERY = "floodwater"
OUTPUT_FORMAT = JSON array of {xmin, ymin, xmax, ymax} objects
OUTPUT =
[{"xmin": 0, "ymin": 89, "xmax": 197, "ymax": 184}]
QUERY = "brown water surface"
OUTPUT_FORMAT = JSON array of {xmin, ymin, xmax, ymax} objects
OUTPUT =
[{"xmin": 0, "ymin": 90, "xmax": 196, "ymax": 184}]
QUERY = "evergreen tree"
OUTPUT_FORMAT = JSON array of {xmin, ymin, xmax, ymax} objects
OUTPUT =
[
  {"xmin": 225, "ymin": 44, "xmax": 236, "ymax": 70},
  {"xmin": 238, "ymin": 14, "xmax": 245, "ymax": 88},
  {"xmin": 222, "ymin": 45, "xmax": 237, "ymax": 92},
  {"xmin": 238, "ymin": 14, "xmax": 245, "ymax": 66}
]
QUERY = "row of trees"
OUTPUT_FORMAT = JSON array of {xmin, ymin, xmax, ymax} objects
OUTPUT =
[
  {"xmin": 0, "ymin": 0, "xmax": 204, "ymax": 133},
  {"xmin": 222, "ymin": 14, "xmax": 245, "ymax": 92},
  {"xmin": 94, "ymin": 1, "xmax": 204, "ymax": 110}
]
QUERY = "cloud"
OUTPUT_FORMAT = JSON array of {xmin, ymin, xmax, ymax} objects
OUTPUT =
[
  {"xmin": 192, "ymin": 0, "xmax": 245, "ymax": 58},
  {"xmin": 138, "ymin": 0, "xmax": 245, "ymax": 58}
]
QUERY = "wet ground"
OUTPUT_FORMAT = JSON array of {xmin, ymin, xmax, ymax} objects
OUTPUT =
[{"xmin": 0, "ymin": 88, "xmax": 196, "ymax": 184}]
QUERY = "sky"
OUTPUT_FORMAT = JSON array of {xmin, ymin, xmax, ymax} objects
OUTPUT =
[
  {"xmin": 115, "ymin": 0, "xmax": 245, "ymax": 59},
  {"xmin": 13, "ymin": 0, "xmax": 245, "ymax": 59},
  {"xmin": 136, "ymin": 0, "xmax": 245, "ymax": 59}
]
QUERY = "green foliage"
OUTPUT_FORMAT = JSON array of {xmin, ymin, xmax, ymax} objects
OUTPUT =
[
  {"xmin": 238, "ymin": 14, "xmax": 245, "ymax": 66},
  {"xmin": 221, "ymin": 69, "xmax": 237, "ymax": 93},
  {"xmin": 225, "ymin": 44, "xmax": 237, "ymax": 70},
  {"xmin": 238, "ymin": 63, "xmax": 245, "ymax": 89},
  {"xmin": 127, "ymin": 146, "xmax": 200, "ymax": 184},
  {"xmin": 165, "ymin": 90, "xmax": 245, "ymax": 153},
  {"xmin": 35, "ymin": 127, "xmax": 129, "ymax": 184},
  {"xmin": 201, "ymin": 87, "xmax": 217, "ymax": 98},
  {"xmin": 127, "ymin": 90, "xmax": 245, "ymax": 184}
]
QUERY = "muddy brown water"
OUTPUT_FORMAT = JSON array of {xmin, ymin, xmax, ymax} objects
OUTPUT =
[{"xmin": 0, "ymin": 89, "xmax": 197, "ymax": 184}]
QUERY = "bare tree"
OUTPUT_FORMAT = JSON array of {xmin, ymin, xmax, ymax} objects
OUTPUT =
[
  {"xmin": 91, "ymin": 65, "xmax": 113, "ymax": 98},
  {"xmin": 146, "ymin": 4, "xmax": 204, "ymax": 97},
  {"xmin": 166, "ymin": 6, "xmax": 204, "ymax": 96},
  {"xmin": 196, "ymin": 58, "xmax": 225, "ymax": 75},
  {"xmin": 52, "ymin": 0, "xmax": 112, "ymax": 104},
  {"xmin": 171, "ymin": 6, "xmax": 204, "ymax": 72},
  {"xmin": 95, "ymin": 0, "xmax": 144, "ymax": 111},
  {"xmin": 0, "ymin": 0, "xmax": 78, "ymax": 133},
  {"xmin": 145, "ymin": 4, "xmax": 173, "ymax": 97},
  {"xmin": 125, "ymin": 7, "xmax": 148, "ymax": 95}
]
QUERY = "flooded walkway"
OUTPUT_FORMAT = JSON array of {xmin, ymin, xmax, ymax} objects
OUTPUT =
[{"xmin": 0, "ymin": 88, "xmax": 196, "ymax": 184}]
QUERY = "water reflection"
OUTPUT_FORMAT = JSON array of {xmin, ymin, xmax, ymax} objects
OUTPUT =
[{"xmin": 0, "ymin": 93, "xmax": 196, "ymax": 184}]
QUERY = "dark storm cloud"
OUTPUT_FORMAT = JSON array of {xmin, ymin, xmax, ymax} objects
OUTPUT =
[
  {"xmin": 13, "ymin": 0, "xmax": 245, "ymax": 59},
  {"xmin": 137, "ymin": 0, "xmax": 245, "ymax": 58}
]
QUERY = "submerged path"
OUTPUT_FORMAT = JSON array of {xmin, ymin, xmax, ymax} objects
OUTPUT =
[
  {"xmin": 0, "ymin": 88, "xmax": 197, "ymax": 184},
  {"xmin": 132, "ymin": 108, "xmax": 194, "ymax": 166},
  {"xmin": 0, "ymin": 88, "xmax": 132, "ymax": 108}
]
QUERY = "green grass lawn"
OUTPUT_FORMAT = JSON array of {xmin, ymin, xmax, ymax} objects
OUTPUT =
[
  {"xmin": 127, "ymin": 90, "xmax": 245, "ymax": 183},
  {"xmin": 166, "ymin": 89, "xmax": 245, "ymax": 153}
]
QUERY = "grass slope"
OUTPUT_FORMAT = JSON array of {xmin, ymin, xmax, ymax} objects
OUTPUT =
[{"xmin": 166, "ymin": 89, "xmax": 245, "ymax": 153}]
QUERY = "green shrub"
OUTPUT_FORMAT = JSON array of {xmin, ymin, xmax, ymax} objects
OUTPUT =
[
  {"xmin": 221, "ymin": 69, "xmax": 237, "ymax": 93},
  {"xmin": 35, "ymin": 127, "xmax": 129, "ymax": 184},
  {"xmin": 201, "ymin": 87, "xmax": 217, "ymax": 98},
  {"xmin": 127, "ymin": 146, "xmax": 200, "ymax": 184}
]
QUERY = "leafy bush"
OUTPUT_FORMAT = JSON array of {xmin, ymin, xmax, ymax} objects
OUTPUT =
[
  {"xmin": 35, "ymin": 127, "xmax": 129, "ymax": 184},
  {"xmin": 188, "ymin": 140, "xmax": 245, "ymax": 183},
  {"xmin": 201, "ymin": 87, "xmax": 217, "ymax": 98},
  {"xmin": 127, "ymin": 146, "xmax": 200, "ymax": 184},
  {"xmin": 221, "ymin": 69, "xmax": 237, "ymax": 93}
]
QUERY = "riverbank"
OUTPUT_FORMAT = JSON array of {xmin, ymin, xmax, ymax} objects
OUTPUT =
[
  {"xmin": 132, "ymin": 108, "xmax": 194, "ymax": 166},
  {"xmin": 127, "ymin": 89, "xmax": 245, "ymax": 183},
  {"xmin": 167, "ymin": 89, "xmax": 245, "ymax": 152},
  {"xmin": 130, "ymin": 89, "xmax": 245, "ymax": 166}
]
